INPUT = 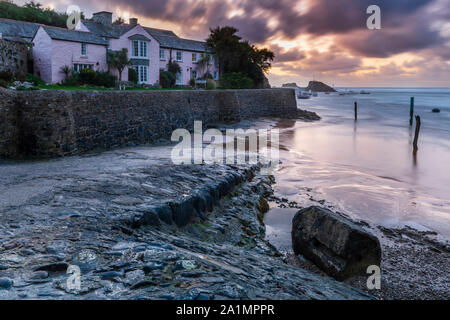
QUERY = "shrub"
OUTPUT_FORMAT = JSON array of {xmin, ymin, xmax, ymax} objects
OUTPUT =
[
  {"xmin": 15, "ymin": 71, "xmax": 26, "ymax": 82},
  {"xmin": 63, "ymin": 71, "xmax": 80, "ymax": 86},
  {"xmin": 26, "ymin": 73, "xmax": 45, "ymax": 86},
  {"xmin": 0, "ymin": 70, "xmax": 13, "ymax": 82},
  {"xmin": 189, "ymin": 78, "xmax": 196, "ymax": 87},
  {"xmin": 220, "ymin": 72, "xmax": 253, "ymax": 89},
  {"xmin": 128, "ymin": 68, "xmax": 138, "ymax": 84},
  {"xmin": 94, "ymin": 71, "xmax": 116, "ymax": 88},
  {"xmin": 206, "ymin": 79, "xmax": 216, "ymax": 90},
  {"xmin": 79, "ymin": 68, "xmax": 97, "ymax": 85},
  {"xmin": 160, "ymin": 70, "xmax": 175, "ymax": 88}
]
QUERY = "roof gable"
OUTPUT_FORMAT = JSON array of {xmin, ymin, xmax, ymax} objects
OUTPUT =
[{"xmin": 128, "ymin": 34, "xmax": 151, "ymax": 41}]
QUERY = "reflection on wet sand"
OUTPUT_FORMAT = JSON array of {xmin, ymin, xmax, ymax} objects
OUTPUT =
[{"xmin": 270, "ymin": 92, "xmax": 450, "ymax": 239}]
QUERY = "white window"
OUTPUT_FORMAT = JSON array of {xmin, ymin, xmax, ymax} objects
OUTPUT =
[
  {"xmin": 192, "ymin": 53, "xmax": 197, "ymax": 62},
  {"xmin": 160, "ymin": 49, "xmax": 165, "ymax": 60},
  {"xmin": 176, "ymin": 51, "xmax": 182, "ymax": 62},
  {"xmin": 81, "ymin": 43, "xmax": 87, "ymax": 56},
  {"xmin": 132, "ymin": 40, "xmax": 148, "ymax": 58},
  {"xmin": 73, "ymin": 64, "xmax": 93, "ymax": 72},
  {"xmin": 214, "ymin": 71, "xmax": 218, "ymax": 80},
  {"xmin": 176, "ymin": 71, "xmax": 182, "ymax": 85},
  {"xmin": 140, "ymin": 41, "xmax": 147, "ymax": 57},
  {"xmin": 135, "ymin": 65, "xmax": 148, "ymax": 83}
]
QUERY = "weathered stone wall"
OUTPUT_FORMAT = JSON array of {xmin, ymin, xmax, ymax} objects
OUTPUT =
[
  {"xmin": 0, "ymin": 88, "xmax": 296, "ymax": 158},
  {"xmin": 0, "ymin": 39, "xmax": 28, "ymax": 75}
]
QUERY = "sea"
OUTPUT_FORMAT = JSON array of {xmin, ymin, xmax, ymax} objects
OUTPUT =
[{"xmin": 265, "ymin": 88, "xmax": 450, "ymax": 251}]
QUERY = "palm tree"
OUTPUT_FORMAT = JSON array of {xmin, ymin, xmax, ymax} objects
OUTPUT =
[
  {"xmin": 60, "ymin": 65, "xmax": 71, "ymax": 81},
  {"xmin": 196, "ymin": 53, "xmax": 210, "ymax": 79},
  {"xmin": 107, "ymin": 49, "xmax": 131, "ymax": 81}
]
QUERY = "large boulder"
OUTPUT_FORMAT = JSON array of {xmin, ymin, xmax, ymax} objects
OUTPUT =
[{"xmin": 292, "ymin": 206, "xmax": 381, "ymax": 280}]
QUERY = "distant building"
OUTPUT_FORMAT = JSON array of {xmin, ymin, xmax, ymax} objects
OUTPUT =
[{"xmin": 0, "ymin": 12, "xmax": 219, "ymax": 85}]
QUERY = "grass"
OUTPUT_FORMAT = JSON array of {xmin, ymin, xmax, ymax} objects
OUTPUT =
[
  {"xmin": 38, "ymin": 84, "xmax": 193, "ymax": 91},
  {"xmin": 39, "ymin": 84, "xmax": 113, "ymax": 91}
]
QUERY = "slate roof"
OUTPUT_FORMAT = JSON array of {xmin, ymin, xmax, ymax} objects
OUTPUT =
[
  {"xmin": 0, "ymin": 18, "xmax": 39, "ymax": 42},
  {"xmin": 0, "ymin": 18, "xmax": 211, "ymax": 52},
  {"xmin": 152, "ymin": 34, "xmax": 212, "ymax": 53},
  {"xmin": 82, "ymin": 20, "xmax": 212, "ymax": 53},
  {"xmin": 42, "ymin": 26, "xmax": 108, "ymax": 45}
]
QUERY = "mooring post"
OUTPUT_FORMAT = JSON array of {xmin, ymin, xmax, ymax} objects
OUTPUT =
[
  {"xmin": 354, "ymin": 101, "xmax": 358, "ymax": 121},
  {"xmin": 413, "ymin": 115, "xmax": 421, "ymax": 154},
  {"xmin": 410, "ymin": 97, "xmax": 414, "ymax": 126}
]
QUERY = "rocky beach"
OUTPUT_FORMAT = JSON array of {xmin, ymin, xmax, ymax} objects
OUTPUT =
[{"xmin": 0, "ymin": 144, "xmax": 373, "ymax": 299}]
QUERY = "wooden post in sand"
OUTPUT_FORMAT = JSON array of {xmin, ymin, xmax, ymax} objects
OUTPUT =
[
  {"xmin": 410, "ymin": 97, "xmax": 414, "ymax": 126},
  {"xmin": 354, "ymin": 101, "xmax": 358, "ymax": 121},
  {"xmin": 413, "ymin": 115, "xmax": 421, "ymax": 154}
]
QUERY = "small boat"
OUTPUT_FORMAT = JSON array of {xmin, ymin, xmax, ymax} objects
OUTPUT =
[
  {"xmin": 432, "ymin": 108, "xmax": 441, "ymax": 113},
  {"xmin": 297, "ymin": 91, "xmax": 311, "ymax": 99},
  {"xmin": 360, "ymin": 90, "xmax": 371, "ymax": 94},
  {"xmin": 312, "ymin": 92, "xmax": 318, "ymax": 97}
]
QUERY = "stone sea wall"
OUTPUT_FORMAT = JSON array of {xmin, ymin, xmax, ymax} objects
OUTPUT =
[{"xmin": 0, "ymin": 88, "xmax": 297, "ymax": 158}]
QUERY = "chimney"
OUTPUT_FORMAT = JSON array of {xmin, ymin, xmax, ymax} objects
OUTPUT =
[
  {"xmin": 93, "ymin": 11, "xmax": 112, "ymax": 27},
  {"xmin": 129, "ymin": 18, "xmax": 138, "ymax": 26}
]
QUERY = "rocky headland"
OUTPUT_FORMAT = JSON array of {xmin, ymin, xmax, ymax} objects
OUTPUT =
[{"xmin": 305, "ymin": 81, "xmax": 336, "ymax": 92}]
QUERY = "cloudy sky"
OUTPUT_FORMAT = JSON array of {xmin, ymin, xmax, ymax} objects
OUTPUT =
[{"xmin": 18, "ymin": 0, "xmax": 450, "ymax": 87}]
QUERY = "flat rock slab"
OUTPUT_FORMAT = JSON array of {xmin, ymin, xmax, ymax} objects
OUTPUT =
[{"xmin": 292, "ymin": 206, "xmax": 381, "ymax": 280}]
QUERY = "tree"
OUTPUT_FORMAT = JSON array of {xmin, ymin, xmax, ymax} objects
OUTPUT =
[
  {"xmin": 60, "ymin": 65, "xmax": 71, "ymax": 81},
  {"xmin": 113, "ymin": 17, "xmax": 125, "ymax": 25},
  {"xmin": 206, "ymin": 26, "xmax": 274, "ymax": 88},
  {"xmin": 167, "ymin": 60, "xmax": 181, "ymax": 76},
  {"xmin": 107, "ymin": 49, "xmax": 131, "ymax": 81},
  {"xmin": 196, "ymin": 53, "xmax": 211, "ymax": 79}
]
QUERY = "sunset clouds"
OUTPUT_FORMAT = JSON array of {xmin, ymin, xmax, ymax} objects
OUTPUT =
[{"xmin": 18, "ymin": 0, "xmax": 450, "ymax": 86}]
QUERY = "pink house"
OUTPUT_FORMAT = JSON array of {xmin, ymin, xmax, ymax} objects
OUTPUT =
[
  {"xmin": 32, "ymin": 25, "xmax": 108, "ymax": 83},
  {"xmin": 0, "ymin": 12, "xmax": 219, "ymax": 85},
  {"xmin": 26, "ymin": 11, "xmax": 218, "ymax": 85}
]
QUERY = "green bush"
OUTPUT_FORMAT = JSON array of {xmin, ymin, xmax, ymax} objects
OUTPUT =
[
  {"xmin": 160, "ymin": 70, "xmax": 175, "ymax": 88},
  {"xmin": 94, "ymin": 71, "xmax": 116, "ymax": 88},
  {"xmin": 206, "ymin": 79, "xmax": 216, "ymax": 90},
  {"xmin": 63, "ymin": 71, "xmax": 80, "ymax": 86},
  {"xmin": 128, "ymin": 68, "xmax": 138, "ymax": 84},
  {"xmin": 0, "ymin": 70, "xmax": 13, "ymax": 82},
  {"xmin": 79, "ymin": 68, "xmax": 97, "ymax": 85},
  {"xmin": 220, "ymin": 72, "xmax": 253, "ymax": 89},
  {"xmin": 189, "ymin": 78, "xmax": 196, "ymax": 87},
  {"xmin": 26, "ymin": 73, "xmax": 45, "ymax": 86}
]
